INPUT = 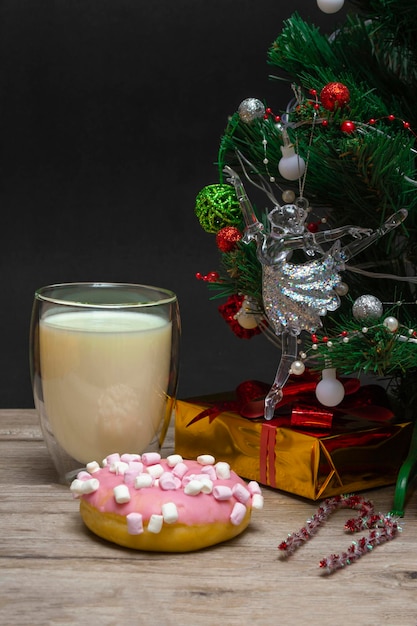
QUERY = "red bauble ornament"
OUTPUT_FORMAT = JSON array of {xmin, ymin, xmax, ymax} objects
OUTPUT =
[
  {"xmin": 307, "ymin": 221, "xmax": 320, "ymax": 233},
  {"xmin": 340, "ymin": 120, "xmax": 356, "ymax": 134},
  {"xmin": 320, "ymin": 82, "xmax": 350, "ymax": 111},
  {"xmin": 216, "ymin": 226, "xmax": 242, "ymax": 252}
]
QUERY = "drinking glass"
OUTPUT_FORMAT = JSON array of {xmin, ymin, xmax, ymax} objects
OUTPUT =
[{"xmin": 30, "ymin": 282, "xmax": 180, "ymax": 483}]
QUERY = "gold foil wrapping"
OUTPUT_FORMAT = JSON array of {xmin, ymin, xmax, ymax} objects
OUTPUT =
[{"xmin": 175, "ymin": 398, "xmax": 412, "ymax": 500}]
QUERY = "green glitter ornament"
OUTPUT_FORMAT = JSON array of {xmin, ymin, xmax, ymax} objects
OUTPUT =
[{"xmin": 195, "ymin": 184, "xmax": 243, "ymax": 233}]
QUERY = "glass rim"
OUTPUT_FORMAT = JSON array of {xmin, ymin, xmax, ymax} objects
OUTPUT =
[{"xmin": 34, "ymin": 282, "xmax": 177, "ymax": 309}]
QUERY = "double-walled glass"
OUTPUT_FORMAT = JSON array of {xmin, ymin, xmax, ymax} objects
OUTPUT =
[{"xmin": 30, "ymin": 283, "xmax": 180, "ymax": 483}]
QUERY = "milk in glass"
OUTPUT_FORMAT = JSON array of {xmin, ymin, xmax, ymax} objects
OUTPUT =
[{"xmin": 39, "ymin": 310, "xmax": 172, "ymax": 463}]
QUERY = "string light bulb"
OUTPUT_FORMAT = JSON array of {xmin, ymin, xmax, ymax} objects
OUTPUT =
[
  {"xmin": 278, "ymin": 130, "xmax": 306, "ymax": 181},
  {"xmin": 315, "ymin": 368, "xmax": 345, "ymax": 406},
  {"xmin": 316, "ymin": 0, "xmax": 345, "ymax": 14}
]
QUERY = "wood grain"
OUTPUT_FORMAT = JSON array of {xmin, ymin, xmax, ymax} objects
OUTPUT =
[{"xmin": 1, "ymin": 410, "xmax": 417, "ymax": 625}]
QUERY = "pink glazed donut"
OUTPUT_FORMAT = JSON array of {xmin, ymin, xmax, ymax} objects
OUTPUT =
[{"xmin": 70, "ymin": 452, "xmax": 263, "ymax": 551}]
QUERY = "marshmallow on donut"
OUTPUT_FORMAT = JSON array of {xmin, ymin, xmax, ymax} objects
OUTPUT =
[{"xmin": 70, "ymin": 452, "xmax": 263, "ymax": 552}]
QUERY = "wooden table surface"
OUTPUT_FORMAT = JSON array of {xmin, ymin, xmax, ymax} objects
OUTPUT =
[{"xmin": 1, "ymin": 409, "xmax": 417, "ymax": 626}]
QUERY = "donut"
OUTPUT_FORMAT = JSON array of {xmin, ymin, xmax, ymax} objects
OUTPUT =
[{"xmin": 70, "ymin": 452, "xmax": 263, "ymax": 552}]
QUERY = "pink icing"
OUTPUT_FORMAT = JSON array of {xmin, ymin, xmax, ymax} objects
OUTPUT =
[{"xmin": 78, "ymin": 457, "xmax": 261, "ymax": 529}]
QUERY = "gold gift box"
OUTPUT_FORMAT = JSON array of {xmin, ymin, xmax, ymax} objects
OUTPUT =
[{"xmin": 175, "ymin": 395, "xmax": 412, "ymax": 500}]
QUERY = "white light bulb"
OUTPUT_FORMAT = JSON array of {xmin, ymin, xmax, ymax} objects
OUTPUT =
[
  {"xmin": 278, "ymin": 144, "xmax": 306, "ymax": 181},
  {"xmin": 315, "ymin": 368, "xmax": 345, "ymax": 407},
  {"xmin": 317, "ymin": 0, "xmax": 345, "ymax": 14}
]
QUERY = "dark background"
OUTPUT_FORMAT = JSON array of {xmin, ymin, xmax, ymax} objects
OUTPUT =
[{"xmin": 0, "ymin": 0, "xmax": 346, "ymax": 407}]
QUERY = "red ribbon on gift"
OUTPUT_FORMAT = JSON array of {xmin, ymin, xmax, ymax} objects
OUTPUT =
[
  {"xmin": 260, "ymin": 419, "xmax": 279, "ymax": 487},
  {"xmin": 186, "ymin": 371, "xmax": 394, "ymax": 430},
  {"xmin": 186, "ymin": 379, "xmax": 269, "ymax": 426},
  {"xmin": 259, "ymin": 402, "xmax": 396, "ymax": 489}
]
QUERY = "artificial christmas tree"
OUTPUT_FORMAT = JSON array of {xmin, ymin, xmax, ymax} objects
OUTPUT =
[{"xmin": 190, "ymin": 0, "xmax": 417, "ymax": 512}]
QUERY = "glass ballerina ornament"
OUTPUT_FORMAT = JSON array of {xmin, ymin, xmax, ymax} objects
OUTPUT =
[{"xmin": 224, "ymin": 165, "xmax": 408, "ymax": 420}]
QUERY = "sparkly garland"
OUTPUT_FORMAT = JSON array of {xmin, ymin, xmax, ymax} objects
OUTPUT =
[
  {"xmin": 299, "ymin": 308, "xmax": 417, "ymax": 377},
  {"xmin": 278, "ymin": 494, "xmax": 401, "ymax": 574}
]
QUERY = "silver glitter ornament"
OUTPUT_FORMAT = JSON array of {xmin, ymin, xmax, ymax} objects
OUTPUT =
[
  {"xmin": 238, "ymin": 98, "xmax": 265, "ymax": 123},
  {"xmin": 352, "ymin": 295, "xmax": 383, "ymax": 321},
  {"xmin": 263, "ymin": 255, "xmax": 341, "ymax": 334}
]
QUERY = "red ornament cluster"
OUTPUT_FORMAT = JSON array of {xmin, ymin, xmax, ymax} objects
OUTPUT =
[
  {"xmin": 307, "ymin": 83, "xmax": 416, "ymax": 138},
  {"xmin": 308, "ymin": 83, "xmax": 355, "ymax": 133},
  {"xmin": 195, "ymin": 271, "xmax": 220, "ymax": 283},
  {"xmin": 216, "ymin": 226, "xmax": 243, "ymax": 252},
  {"xmin": 263, "ymin": 107, "xmax": 281, "ymax": 123},
  {"xmin": 311, "ymin": 333, "xmax": 329, "ymax": 343},
  {"xmin": 286, "ymin": 79, "xmax": 417, "ymax": 144},
  {"xmin": 218, "ymin": 294, "xmax": 262, "ymax": 339},
  {"xmin": 320, "ymin": 82, "xmax": 350, "ymax": 111}
]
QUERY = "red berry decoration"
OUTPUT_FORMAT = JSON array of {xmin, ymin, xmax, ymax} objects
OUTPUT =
[
  {"xmin": 307, "ymin": 221, "xmax": 320, "ymax": 233},
  {"xmin": 340, "ymin": 120, "xmax": 356, "ymax": 134},
  {"xmin": 216, "ymin": 226, "xmax": 242, "ymax": 252},
  {"xmin": 195, "ymin": 271, "xmax": 220, "ymax": 282},
  {"xmin": 320, "ymin": 82, "xmax": 350, "ymax": 111}
]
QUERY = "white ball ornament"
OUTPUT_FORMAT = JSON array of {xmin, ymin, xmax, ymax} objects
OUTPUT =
[
  {"xmin": 383, "ymin": 316, "xmax": 399, "ymax": 332},
  {"xmin": 317, "ymin": 0, "xmax": 345, "ymax": 14},
  {"xmin": 278, "ymin": 144, "xmax": 306, "ymax": 181},
  {"xmin": 315, "ymin": 368, "xmax": 345, "ymax": 407},
  {"xmin": 290, "ymin": 360, "xmax": 305, "ymax": 376}
]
